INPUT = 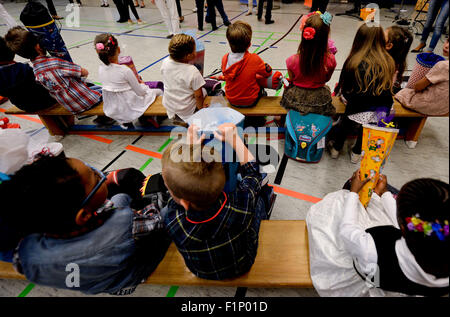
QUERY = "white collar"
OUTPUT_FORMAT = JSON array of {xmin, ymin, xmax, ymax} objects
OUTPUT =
[{"xmin": 395, "ymin": 238, "xmax": 449, "ymax": 288}]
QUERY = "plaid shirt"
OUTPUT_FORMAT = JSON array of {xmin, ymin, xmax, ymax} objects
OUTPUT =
[
  {"xmin": 163, "ymin": 162, "xmax": 264, "ymax": 280},
  {"xmin": 32, "ymin": 55, "xmax": 101, "ymax": 114}
]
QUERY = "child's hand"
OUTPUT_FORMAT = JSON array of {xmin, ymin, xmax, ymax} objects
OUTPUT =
[
  {"xmin": 350, "ymin": 169, "xmax": 372, "ymax": 194},
  {"xmin": 187, "ymin": 124, "xmax": 205, "ymax": 145},
  {"xmin": 150, "ymin": 0, "xmax": 155, "ymax": 4},
  {"xmin": 374, "ymin": 174, "xmax": 388, "ymax": 196},
  {"xmin": 81, "ymin": 68, "xmax": 89, "ymax": 77},
  {"xmin": 213, "ymin": 123, "xmax": 238, "ymax": 145}
]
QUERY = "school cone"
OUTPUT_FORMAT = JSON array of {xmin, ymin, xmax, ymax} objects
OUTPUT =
[
  {"xmin": 304, "ymin": 0, "xmax": 312, "ymax": 8},
  {"xmin": 359, "ymin": 124, "xmax": 399, "ymax": 208}
]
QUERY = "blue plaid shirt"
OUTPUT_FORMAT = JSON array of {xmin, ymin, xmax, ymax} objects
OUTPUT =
[{"xmin": 163, "ymin": 162, "xmax": 265, "ymax": 280}]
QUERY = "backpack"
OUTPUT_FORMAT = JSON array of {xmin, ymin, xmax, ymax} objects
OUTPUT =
[{"xmin": 284, "ymin": 110, "xmax": 333, "ymax": 163}]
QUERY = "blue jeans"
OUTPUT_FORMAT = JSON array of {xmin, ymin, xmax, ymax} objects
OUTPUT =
[
  {"xmin": 0, "ymin": 250, "xmax": 13, "ymax": 263},
  {"xmin": 204, "ymin": 0, "xmax": 230, "ymax": 25},
  {"xmin": 420, "ymin": 0, "xmax": 449, "ymax": 52}
]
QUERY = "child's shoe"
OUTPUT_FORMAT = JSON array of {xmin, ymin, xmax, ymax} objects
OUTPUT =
[
  {"xmin": 93, "ymin": 115, "xmax": 116, "ymax": 126},
  {"xmin": 350, "ymin": 151, "xmax": 361, "ymax": 164},
  {"xmin": 327, "ymin": 140, "xmax": 339, "ymax": 159}
]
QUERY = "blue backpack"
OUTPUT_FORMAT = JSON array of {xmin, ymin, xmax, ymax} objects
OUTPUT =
[{"xmin": 285, "ymin": 110, "xmax": 333, "ymax": 163}]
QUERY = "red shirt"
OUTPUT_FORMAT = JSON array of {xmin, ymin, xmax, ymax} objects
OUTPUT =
[
  {"xmin": 222, "ymin": 51, "xmax": 272, "ymax": 106},
  {"xmin": 286, "ymin": 53, "xmax": 336, "ymax": 89}
]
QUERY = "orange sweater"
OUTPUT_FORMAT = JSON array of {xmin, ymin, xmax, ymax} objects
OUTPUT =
[{"xmin": 221, "ymin": 51, "xmax": 272, "ymax": 106}]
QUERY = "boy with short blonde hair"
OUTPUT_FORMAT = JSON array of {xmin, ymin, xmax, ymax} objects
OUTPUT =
[{"xmin": 161, "ymin": 124, "xmax": 273, "ymax": 280}]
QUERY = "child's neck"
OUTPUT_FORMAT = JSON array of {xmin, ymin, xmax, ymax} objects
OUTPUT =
[{"xmin": 110, "ymin": 56, "xmax": 119, "ymax": 64}]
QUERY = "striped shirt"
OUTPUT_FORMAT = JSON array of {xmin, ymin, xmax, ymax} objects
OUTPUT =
[
  {"xmin": 163, "ymin": 162, "xmax": 265, "ymax": 280},
  {"xmin": 32, "ymin": 55, "xmax": 101, "ymax": 114}
]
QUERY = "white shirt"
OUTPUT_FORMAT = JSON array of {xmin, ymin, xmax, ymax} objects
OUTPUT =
[
  {"xmin": 98, "ymin": 63, "xmax": 161, "ymax": 124},
  {"xmin": 160, "ymin": 57, "xmax": 205, "ymax": 121},
  {"xmin": 226, "ymin": 52, "xmax": 245, "ymax": 69},
  {"xmin": 340, "ymin": 191, "xmax": 449, "ymax": 289}
]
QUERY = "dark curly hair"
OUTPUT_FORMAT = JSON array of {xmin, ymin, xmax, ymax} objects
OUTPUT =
[
  {"xmin": 0, "ymin": 155, "xmax": 85, "ymax": 236},
  {"xmin": 397, "ymin": 178, "xmax": 449, "ymax": 278}
]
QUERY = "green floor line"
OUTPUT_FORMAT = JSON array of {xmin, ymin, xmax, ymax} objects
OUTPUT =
[
  {"xmin": 253, "ymin": 32, "xmax": 274, "ymax": 54},
  {"xmin": 17, "ymin": 283, "xmax": 35, "ymax": 297},
  {"xmin": 139, "ymin": 158, "xmax": 154, "ymax": 172},
  {"xmin": 158, "ymin": 137, "xmax": 174, "ymax": 152},
  {"xmin": 165, "ymin": 285, "xmax": 179, "ymax": 297}
]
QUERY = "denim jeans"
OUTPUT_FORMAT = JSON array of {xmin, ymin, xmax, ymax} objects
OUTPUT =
[{"xmin": 420, "ymin": 0, "xmax": 449, "ymax": 52}]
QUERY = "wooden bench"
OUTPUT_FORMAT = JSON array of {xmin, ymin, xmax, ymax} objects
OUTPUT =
[
  {"xmin": 5, "ymin": 95, "xmax": 443, "ymax": 147},
  {"xmin": 0, "ymin": 220, "xmax": 313, "ymax": 290}
]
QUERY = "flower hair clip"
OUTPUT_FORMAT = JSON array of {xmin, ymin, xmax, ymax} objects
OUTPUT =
[
  {"xmin": 303, "ymin": 27, "xmax": 316, "ymax": 40},
  {"xmin": 320, "ymin": 12, "xmax": 333, "ymax": 26},
  {"xmin": 406, "ymin": 215, "xmax": 449, "ymax": 241},
  {"xmin": 95, "ymin": 43, "xmax": 105, "ymax": 51}
]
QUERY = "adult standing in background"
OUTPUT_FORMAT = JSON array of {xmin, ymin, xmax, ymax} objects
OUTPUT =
[
  {"xmin": 151, "ymin": 0, "xmax": 180, "ymax": 38},
  {"xmin": 45, "ymin": 0, "xmax": 63, "ymax": 20},
  {"xmin": 257, "ymin": 0, "xmax": 274, "ymax": 24},
  {"xmin": 411, "ymin": 0, "xmax": 449, "ymax": 53},
  {"xmin": 310, "ymin": 0, "xmax": 329, "ymax": 13},
  {"xmin": 113, "ymin": 0, "xmax": 129, "ymax": 23},
  {"xmin": 0, "ymin": 2, "xmax": 18, "ymax": 27}
]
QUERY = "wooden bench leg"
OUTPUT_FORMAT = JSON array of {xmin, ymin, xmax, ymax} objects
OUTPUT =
[
  {"xmin": 235, "ymin": 287, "xmax": 248, "ymax": 297},
  {"xmin": 39, "ymin": 115, "xmax": 74, "ymax": 137},
  {"xmin": 405, "ymin": 117, "xmax": 427, "ymax": 149}
]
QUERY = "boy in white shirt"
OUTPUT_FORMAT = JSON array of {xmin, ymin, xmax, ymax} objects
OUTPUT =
[{"xmin": 160, "ymin": 34, "xmax": 207, "ymax": 123}]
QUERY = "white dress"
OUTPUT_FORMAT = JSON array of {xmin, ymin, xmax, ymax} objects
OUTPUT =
[
  {"xmin": 306, "ymin": 190, "xmax": 449, "ymax": 297},
  {"xmin": 98, "ymin": 63, "xmax": 162, "ymax": 125}
]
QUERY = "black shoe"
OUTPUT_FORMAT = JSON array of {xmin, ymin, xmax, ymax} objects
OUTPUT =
[
  {"xmin": 265, "ymin": 20, "xmax": 274, "ymax": 24},
  {"xmin": 212, "ymin": 26, "xmax": 218, "ymax": 31},
  {"xmin": 117, "ymin": 19, "xmax": 127, "ymax": 23},
  {"xmin": 257, "ymin": 16, "xmax": 262, "ymax": 21},
  {"xmin": 101, "ymin": 4, "xmax": 105, "ymax": 7},
  {"xmin": 198, "ymin": 27, "xmax": 204, "ymax": 31},
  {"xmin": 224, "ymin": 20, "xmax": 231, "ymax": 26},
  {"xmin": 105, "ymin": 4, "xmax": 109, "ymax": 7},
  {"xmin": 166, "ymin": 34, "xmax": 174, "ymax": 39},
  {"xmin": 93, "ymin": 116, "xmax": 115, "ymax": 126}
]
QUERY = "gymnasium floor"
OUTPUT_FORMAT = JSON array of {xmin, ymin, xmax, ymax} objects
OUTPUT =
[{"xmin": 0, "ymin": 0, "xmax": 448, "ymax": 297}]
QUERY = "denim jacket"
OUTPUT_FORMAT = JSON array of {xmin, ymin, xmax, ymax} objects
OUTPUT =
[{"xmin": 16, "ymin": 194, "xmax": 170, "ymax": 295}]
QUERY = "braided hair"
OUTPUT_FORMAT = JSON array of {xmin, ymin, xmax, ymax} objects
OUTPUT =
[
  {"xmin": 94, "ymin": 33, "xmax": 119, "ymax": 65},
  {"xmin": 397, "ymin": 178, "xmax": 449, "ymax": 278}
]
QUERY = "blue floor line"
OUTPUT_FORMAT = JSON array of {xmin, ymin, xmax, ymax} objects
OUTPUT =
[{"xmin": 137, "ymin": 10, "xmax": 248, "ymax": 74}]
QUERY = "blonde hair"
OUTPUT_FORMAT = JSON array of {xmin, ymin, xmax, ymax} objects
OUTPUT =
[
  {"xmin": 226, "ymin": 20, "xmax": 252, "ymax": 53},
  {"xmin": 343, "ymin": 23, "xmax": 395, "ymax": 95},
  {"xmin": 168, "ymin": 34, "xmax": 195, "ymax": 62},
  {"xmin": 161, "ymin": 143, "xmax": 225, "ymax": 211}
]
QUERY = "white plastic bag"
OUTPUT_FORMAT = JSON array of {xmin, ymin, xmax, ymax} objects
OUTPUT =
[
  {"xmin": 186, "ymin": 107, "xmax": 245, "ymax": 134},
  {"xmin": 0, "ymin": 129, "xmax": 30, "ymax": 174}
]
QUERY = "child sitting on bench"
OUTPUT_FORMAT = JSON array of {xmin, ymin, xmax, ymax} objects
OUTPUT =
[
  {"xmin": 161, "ymin": 123, "xmax": 274, "ymax": 280},
  {"xmin": 221, "ymin": 21, "xmax": 273, "ymax": 108},
  {"xmin": 0, "ymin": 36, "xmax": 56, "ymax": 112},
  {"xmin": 0, "ymin": 155, "xmax": 171, "ymax": 295},
  {"xmin": 5, "ymin": 27, "xmax": 104, "ymax": 118},
  {"xmin": 160, "ymin": 34, "xmax": 207, "ymax": 123},
  {"xmin": 306, "ymin": 170, "xmax": 449, "ymax": 297},
  {"xmin": 94, "ymin": 33, "xmax": 163, "ymax": 128},
  {"xmin": 395, "ymin": 39, "xmax": 449, "ymax": 116}
]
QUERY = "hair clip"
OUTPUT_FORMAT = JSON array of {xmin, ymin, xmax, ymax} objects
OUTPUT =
[
  {"xmin": 108, "ymin": 36, "xmax": 115, "ymax": 46},
  {"xmin": 406, "ymin": 216, "xmax": 449, "ymax": 241},
  {"xmin": 320, "ymin": 12, "xmax": 333, "ymax": 26},
  {"xmin": 303, "ymin": 27, "xmax": 316, "ymax": 40},
  {"xmin": 95, "ymin": 43, "xmax": 105, "ymax": 51}
]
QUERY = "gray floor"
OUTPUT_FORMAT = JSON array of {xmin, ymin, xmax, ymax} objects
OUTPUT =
[{"xmin": 0, "ymin": 0, "xmax": 448, "ymax": 297}]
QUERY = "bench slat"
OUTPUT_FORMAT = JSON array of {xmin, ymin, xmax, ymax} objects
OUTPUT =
[
  {"xmin": 4, "ymin": 96, "xmax": 431, "ymax": 118},
  {"xmin": 0, "ymin": 220, "xmax": 313, "ymax": 288}
]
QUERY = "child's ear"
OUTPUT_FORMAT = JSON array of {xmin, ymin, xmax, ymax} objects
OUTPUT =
[
  {"xmin": 179, "ymin": 199, "xmax": 190, "ymax": 211},
  {"xmin": 75, "ymin": 208, "xmax": 93, "ymax": 226},
  {"xmin": 386, "ymin": 42, "xmax": 393, "ymax": 51},
  {"xmin": 118, "ymin": 46, "xmax": 121, "ymax": 54}
]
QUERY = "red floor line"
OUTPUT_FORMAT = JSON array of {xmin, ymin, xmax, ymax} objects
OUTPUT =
[
  {"xmin": 270, "ymin": 184, "xmax": 322, "ymax": 204},
  {"xmin": 125, "ymin": 145, "xmax": 163, "ymax": 159},
  {"xmin": 79, "ymin": 134, "xmax": 114, "ymax": 144},
  {"xmin": 0, "ymin": 108, "xmax": 42, "ymax": 124}
]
